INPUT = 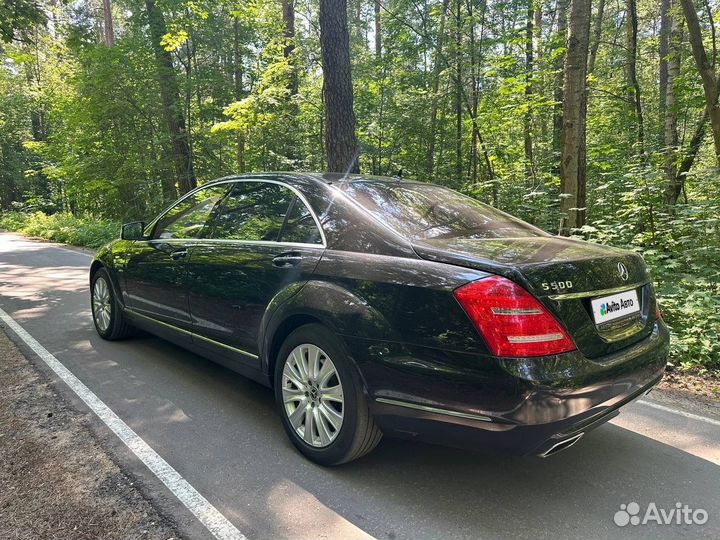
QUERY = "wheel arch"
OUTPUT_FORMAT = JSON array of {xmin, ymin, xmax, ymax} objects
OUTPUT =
[
  {"xmin": 265, "ymin": 313, "xmax": 324, "ymax": 387},
  {"xmin": 89, "ymin": 259, "xmax": 104, "ymax": 282},
  {"xmin": 261, "ymin": 280, "xmax": 395, "ymax": 389},
  {"xmin": 89, "ymin": 256, "xmax": 127, "ymax": 310}
]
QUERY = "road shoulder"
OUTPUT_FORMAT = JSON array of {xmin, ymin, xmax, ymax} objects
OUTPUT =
[{"xmin": 0, "ymin": 327, "xmax": 181, "ymax": 540}]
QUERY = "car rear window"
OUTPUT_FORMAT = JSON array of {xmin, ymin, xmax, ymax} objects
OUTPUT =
[{"xmin": 341, "ymin": 181, "xmax": 546, "ymax": 241}]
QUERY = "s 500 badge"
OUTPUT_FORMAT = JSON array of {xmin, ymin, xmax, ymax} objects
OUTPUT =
[{"xmin": 541, "ymin": 281, "xmax": 573, "ymax": 292}]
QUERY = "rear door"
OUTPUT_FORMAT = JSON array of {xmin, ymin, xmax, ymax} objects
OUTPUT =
[
  {"xmin": 122, "ymin": 183, "xmax": 231, "ymax": 331},
  {"xmin": 187, "ymin": 179, "xmax": 325, "ymax": 361}
]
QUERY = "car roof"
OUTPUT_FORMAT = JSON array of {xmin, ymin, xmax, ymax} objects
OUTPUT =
[{"xmin": 205, "ymin": 172, "xmax": 412, "ymax": 188}]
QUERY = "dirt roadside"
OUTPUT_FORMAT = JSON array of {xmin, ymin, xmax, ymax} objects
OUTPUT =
[{"xmin": 0, "ymin": 328, "xmax": 181, "ymax": 540}]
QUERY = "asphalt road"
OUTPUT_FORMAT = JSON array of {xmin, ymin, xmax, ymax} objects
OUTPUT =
[{"xmin": 1, "ymin": 231, "xmax": 718, "ymax": 540}]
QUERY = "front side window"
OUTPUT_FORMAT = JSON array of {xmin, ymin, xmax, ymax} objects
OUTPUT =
[{"xmin": 152, "ymin": 184, "xmax": 230, "ymax": 240}]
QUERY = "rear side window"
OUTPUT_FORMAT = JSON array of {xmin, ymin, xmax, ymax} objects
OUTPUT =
[
  {"xmin": 342, "ymin": 181, "xmax": 546, "ymax": 241},
  {"xmin": 202, "ymin": 181, "xmax": 291, "ymax": 241},
  {"xmin": 280, "ymin": 196, "xmax": 323, "ymax": 245},
  {"xmin": 152, "ymin": 185, "xmax": 229, "ymax": 240}
]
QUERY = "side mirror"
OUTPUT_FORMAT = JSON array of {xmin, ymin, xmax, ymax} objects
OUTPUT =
[{"xmin": 121, "ymin": 221, "xmax": 146, "ymax": 241}]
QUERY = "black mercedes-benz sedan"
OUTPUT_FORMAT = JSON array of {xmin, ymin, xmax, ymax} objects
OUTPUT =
[{"xmin": 89, "ymin": 173, "xmax": 669, "ymax": 465}]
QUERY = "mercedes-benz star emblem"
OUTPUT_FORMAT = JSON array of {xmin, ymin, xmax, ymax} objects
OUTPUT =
[{"xmin": 617, "ymin": 262, "xmax": 629, "ymax": 281}]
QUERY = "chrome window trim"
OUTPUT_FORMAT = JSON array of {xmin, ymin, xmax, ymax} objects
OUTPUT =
[
  {"xmin": 547, "ymin": 281, "xmax": 648, "ymax": 300},
  {"xmin": 187, "ymin": 238, "xmax": 326, "ymax": 249},
  {"xmin": 375, "ymin": 397, "xmax": 493, "ymax": 423},
  {"xmin": 145, "ymin": 177, "xmax": 327, "ymax": 247},
  {"xmin": 147, "ymin": 237, "xmax": 325, "ymax": 250},
  {"xmin": 125, "ymin": 308, "xmax": 259, "ymax": 360}
]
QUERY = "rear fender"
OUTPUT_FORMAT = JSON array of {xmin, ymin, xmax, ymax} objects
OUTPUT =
[{"xmin": 259, "ymin": 280, "xmax": 396, "ymax": 376}]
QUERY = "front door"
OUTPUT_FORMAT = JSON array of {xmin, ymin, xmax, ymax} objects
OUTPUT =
[{"xmin": 122, "ymin": 183, "xmax": 231, "ymax": 331}]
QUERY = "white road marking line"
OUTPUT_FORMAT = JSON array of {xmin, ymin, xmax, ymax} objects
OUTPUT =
[
  {"xmin": 638, "ymin": 399, "xmax": 720, "ymax": 427},
  {"xmin": 0, "ymin": 306, "xmax": 246, "ymax": 540}
]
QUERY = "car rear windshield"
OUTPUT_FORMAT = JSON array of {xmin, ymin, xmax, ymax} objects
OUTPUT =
[{"xmin": 342, "ymin": 181, "xmax": 546, "ymax": 241}]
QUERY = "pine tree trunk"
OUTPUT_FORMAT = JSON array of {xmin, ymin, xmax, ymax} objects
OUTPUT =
[
  {"xmin": 102, "ymin": 0, "xmax": 115, "ymax": 47},
  {"xmin": 282, "ymin": 0, "xmax": 298, "ymax": 96},
  {"xmin": 625, "ymin": 0, "xmax": 646, "ymax": 159},
  {"xmin": 454, "ymin": 0, "xmax": 463, "ymax": 183},
  {"xmin": 663, "ymin": 2, "xmax": 682, "ymax": 205},
  {"xmin": 319, "ymin": 0, "xmax": 360, "ymax": 173},
  {"xmin": 468, "ymin": 0, "xmax": 479, "ymax": 185},
  {"xmin": 534, "ymin": 1, "xmax": 543, "ymax": 62},
  {"xmin": 524, "ymin": 0, "xmax": 535, "ymax": 184},
  {"xmin": 587, "ymin": 0, "xmax": 604, "ymax": 74},
  {"xmin": 233, "ymin": 17, "xmax": 245, "ymax": 173},
  {"xmin": 680, "ymin": 0, "xmax": 720, "ymax": 165},
  {"xmin": 145, "ymin": 0, "xmax": 194, "ymax": 197},
  {"xmin": 559, "ymin": 0, "xmax": 592, "ymax": 233},
  {"xmin": 374, "ymin": 0, "xmax": 381, "ymax": 59},
  {"xmin": 552, "ymin": 0, "xmax": 568, "ymax": 171},
  {"xmin": 427, "ymin": 0, "xmax": 450, "ymax": 178},
  {"xmin": 659, "ymin": 0, "xmax": 671, "ymax": 137}
]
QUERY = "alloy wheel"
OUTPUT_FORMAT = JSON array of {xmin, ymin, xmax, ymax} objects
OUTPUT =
[
  {"xmin": 92, "ymin": 277, "xmax": 112, "ymax": 333},
  {"xmin": 281, "ymin": 343, "xmax": 345, "ymax": 447}
]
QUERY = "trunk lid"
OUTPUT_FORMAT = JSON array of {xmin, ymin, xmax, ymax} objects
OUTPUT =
[{"xmin": 413, "ymin": 236, "xmax": 656, "ymax": 358}]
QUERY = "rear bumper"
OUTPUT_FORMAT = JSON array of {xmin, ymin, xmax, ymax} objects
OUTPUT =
[{"xmin": 352, "ymin": 319, "xmax": 669, "ymax": 455}]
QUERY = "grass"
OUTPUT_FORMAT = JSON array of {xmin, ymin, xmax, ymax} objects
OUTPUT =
[{"xmin": 0, "ymin": 211, "xmax": 119, "ymax": 249}]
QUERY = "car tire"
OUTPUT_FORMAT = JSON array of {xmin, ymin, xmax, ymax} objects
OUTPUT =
[
  {"xmin": 274, "ymin": 323, "xmax": 382, "ymax": 465},
  {"xmin": 91, "ymin": 268, "xmax": 134, "ymax": 340}
]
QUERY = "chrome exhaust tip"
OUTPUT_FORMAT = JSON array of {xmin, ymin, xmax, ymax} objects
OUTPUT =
[{"xmin": 539, "ymin": 432, "xmax": 584, "ymax": 458}]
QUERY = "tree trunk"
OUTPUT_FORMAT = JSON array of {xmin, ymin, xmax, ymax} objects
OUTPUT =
[
  {"xmin": 663, "ymin": 2, "xmax": 682, "ymax": 204},
  {"xmin": 23, "ymin": 50, "xmax": 45, "ymax": 141},
  {"xmin": 468, "ymin": 0, "xmax": 479, "ymax": 185},
  {"xmin": 587, "ymin": 0, "xmax": 605, "ymax": 74},
  {"xmin": 233, "ymin": 17, "xmax": 245, "ymax": 173},
  {"xmin": 145, "ymin": 0, "xmax": 194, "ymax": 197},
  {"xmin": 534, "ymin": 0, "xmax": 543, "ymax": 62},
  {"xmin": 454, "ymin": 0, "xmax": 463, "ymax": 183},
  {"xmin": 319, "ymin": 0, "xmax": 360, "ymax": 173},
  {"xmin": 681, "ymin": 0, "xmax": 720, "ymax": 164},
  {"xmin": 374, "ymin": 0, "xmax": 381, "ymax": 59},
  {"xmin": 427, "ymin": 0, "xmax": 450, "ymax": 178},
  {"xmin": 102, "ymin": 0, "xmax": 115, "ymax": 47},
  {"xmin": 282, "ymin": 0, "xmax": 298, "ymax": 96},
  {"xmin": 559, "ymin": 0, "xmax": 592, "ymax": 233},
  {"xmin": 659, "ymin": 0, "xmax": 671, "ymax": 134},
  {"xmin": 552, "ymin": 0, "xmax": 568, "ymax": 172},
  {"xmin": 670, "ymin": 109, "xmax": 710, "ymax": 201},
  {"xmin": 625, "ymin": 0, "xmax": 646, "ymax": 159},
  {"xmin": 524, "ymin": 0, "xmax": 535, "ymax": 184}
]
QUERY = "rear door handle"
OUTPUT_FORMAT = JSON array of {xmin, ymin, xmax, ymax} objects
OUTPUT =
[
  {"xmin": 273, "ymin": 251, "xmax": 302, "ymax": 268},
  {"xmin": 170, "ymin": 249, "xmax": 188, "ymax": 261}
]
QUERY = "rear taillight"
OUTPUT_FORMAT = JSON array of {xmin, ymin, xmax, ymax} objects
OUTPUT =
[
  {"xmin": 454, "ymin": 276, "xmax": 576, "ymax": 357},
  {"xmin": 655, "ymin": 301, "xmax": 661, "ymax": 320}
]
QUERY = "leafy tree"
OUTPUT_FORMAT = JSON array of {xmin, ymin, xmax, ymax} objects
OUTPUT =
[{"xmin": 0, "ymin": 0, "xmax": 45, "ymax": 43}]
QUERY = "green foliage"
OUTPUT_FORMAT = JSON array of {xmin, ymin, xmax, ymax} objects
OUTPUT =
[
  {"xmin": 582, "ymin": 168, "xmax": 720, "ymax": 372},
  {"xmin": 0, "ymin": 0, "xmax": 46, "ymax": 42},
  {"xmin": 0, "ymin": 211, "xmax": 119, "ymax": 248}
]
